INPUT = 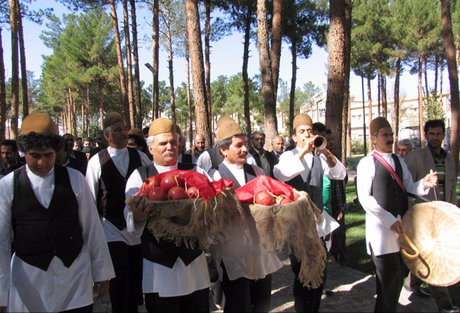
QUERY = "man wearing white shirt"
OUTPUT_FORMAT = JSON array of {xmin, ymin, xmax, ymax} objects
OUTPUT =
[
  {"xmin": 356, "ymin": 117, "xmax": 437, "ymax": 312},
  {"xmin": 0, "ymin": 113, "xmax": 114, "ymax": 313},
  {"xmin": 273, "ymin": 113, "xmax": 347, "ymax": 313},
  {"xmin": 86, "ymin": 112, "xmax": 150, "ymax": 313},
  {"xmin": 125, "ymin": 118, "xmax": 210, "ymax": 313},
  {"xmin": 210, "ymin": 119, "xmax": 283, "ymax": 313}
]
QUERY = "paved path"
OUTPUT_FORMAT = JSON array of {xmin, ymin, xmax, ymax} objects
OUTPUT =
[{"xmin": 94, "ymin": 257, "xmax": 439, "ymax": 312}]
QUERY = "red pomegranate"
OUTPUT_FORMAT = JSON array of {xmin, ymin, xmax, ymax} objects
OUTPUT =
[
  {"xmin": 147, "ymin": 176, "xmax": 161, "ymax": 188},
  {"xmin": 167, "ymin": 186, "xmax": 188, "ymax": 200},
  {"xmin": 254, "ymin": 190, "xmax": 276, "ymax": 206},
  {"xmin": 279, "ymin": 196, "xmax": 292, "ymax": 205},
  {"xmin": 160, "ymin": 174, "xmax": 184, "ymax": 192},
  {"xmin": 147, "ymin": 187, "xmax": 166, "ymax": 201},
  {"xmin": 186, "ymin": 186, "xmax": 200, "ymax": 199}
]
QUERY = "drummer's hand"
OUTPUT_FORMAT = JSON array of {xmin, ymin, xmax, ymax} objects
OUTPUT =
[
  {"xmin": 390, "ymin": 220, "xmax": 403, "ymax": 235},
  {"xmin": 422, "ymin": 171, "xmax": 438, "ymax": 188},
  {"xmin": 94, "ymin": 280, "xmax": 110, "ymax": 299}
]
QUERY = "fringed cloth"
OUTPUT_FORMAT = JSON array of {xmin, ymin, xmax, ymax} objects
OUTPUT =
[
  {"xmin": 248, "ymin": 191, "xmax": 327, "ymax": 288},
  {"xmin": 126, "ymin": 188, "xmax": 260, "ymax": 277}
]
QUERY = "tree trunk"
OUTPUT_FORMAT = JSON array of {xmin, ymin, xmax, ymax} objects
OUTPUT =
[
  {"xmin": 185, "ymin": 36, "xmax": 193, "ymax": 146},
  {"xmin": 257, "ymin": 0, "xmax": 277, "ymax": 150},
  {"xmin": 242, "ymin": 0, "xmax": 252, "ymax": 139},
  {"xmin": 271, "ymin": 0, "xmax": 282, "ymax": 101},
  {"xmin": 434, "ymin": 54, "xmax": 439, "ymax": 96},
  {"xmin": 393, "ymin": 58, "xmax": 401, "ymax": 153},
  {"xmin": 0, "ymin": 28, "xmax": 6, "ymax": 140},
  {"xmin": 98, "ymin": 82, "xmax": 104, "ymax": 129},
  {"xmin": 342, "ymin": 0, "xmax": 351, "ymax": 162},
  {"xmin": 9, "ymin": 0, "xmax": 19, "ymax": 139},
  {"xmin": 424, "ymin": 57, "xmax": 429, "ymax": 97},
  {"xmin": 204, "ymin": 0, "xmax": 212, "ymax": 133},
  {"xmin": 381, "ymin": 75, "xmax": 387, "ymax": 118},
  {"xmin": 441, "ymin": 0, "xmax": 459, "ymax": 172},
  {"xmin": 367, "ymin": 75, "xmax": 373, "ymax": 153},
  {"xmin": 325, "ymin": 0, "xmax": 346, "ymax": 159},
  {"xmin": 185, "ymin": 0, "xmax": 211, "ymax": 147},
  {"xmin": 152, "ymin": 0, "xmax": 160, "ymax": 119},
  {"xmin": 289, "ymin": 38, "xmax": 297, "ymax": 138},
  {"xmin": 417, "ymin": 55, "xmax": 425, "ymax": 147},
  {"xmin": 122, "ymin": 0, "xmax": 135, "ymax": 128},
  {"xmin": 69, "ymin": 89, "xmax": 77, "ymax": 136},
  {"xmin": 16, "ymin": 1, "xmax": 28, "ymax": 118},
  {"xmin": 130, "ymin": 0, "xmax": 142, "ymax": 127},
  {"xmin": 109, "ymin": 0, "xmax": 129, "ymax": 126},
  {"xmin": 167, "ymin": 42, "xmax": 176, "ymax": 124}
]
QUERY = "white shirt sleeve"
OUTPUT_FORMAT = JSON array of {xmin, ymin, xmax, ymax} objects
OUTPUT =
[
  {"xmin": 69, "ymin": 168, "xmax": 115, "ymax": 282},
  {"xmin": 273, "ymin": 150, "xmax": 305, "ymax": 182},
  {"xmin": 124, "ymin": 169, "xmax": 147, "ymax": 236},
  {"xmin": 196, "ymin": 151, "xmax": 212, "ymax": 173},
  {"xmin": 85, "ymin": 154, "xmax": 101, "ymax": 202},
  {"xmin": 319, "ymin": 153, "xmax": 347, "ymax": 180},
  {"xmin": 0, "ymin": 173, "xmax": 14, "ymax": 306}
]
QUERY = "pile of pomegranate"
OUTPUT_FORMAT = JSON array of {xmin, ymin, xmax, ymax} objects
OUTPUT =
[
  {"xmin": 137, "ymin": 173, "xmax": 201, "ymax": 201},
  {"xmin": 253, "ymin": 189, "xmax": 300, "ymax": 206}
]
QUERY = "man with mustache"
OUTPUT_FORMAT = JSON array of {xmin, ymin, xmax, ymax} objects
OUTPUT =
[
  {"xmin": 210, "ymin": 118, "xmax": 283, "ymax": 313},
  {"xmin": 86, "ymin": 112, "xmax": 151, "ymax": 313},
  {"xmin": 405, "ymin": 119, "xmax": 459, "ymax": 313},
  {"xmin": 273, "ymin": 114, "xmax": 346, "ymax": 313},
  {"xmin": 356, "ymin": 117, "xmax": 438, "ymax": 312},
  {"xmin": 125, "ymin": 118, "xmax": 211, "ymax": 313},
  {"xmin": 0, "ymin": 113, "xmax": 114, "ymax": 313}
]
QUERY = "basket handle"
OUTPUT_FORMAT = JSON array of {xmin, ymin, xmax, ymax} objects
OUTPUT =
[{"xmin": 401, "ymin": 232, "xmax": 419, "ymax": 259}]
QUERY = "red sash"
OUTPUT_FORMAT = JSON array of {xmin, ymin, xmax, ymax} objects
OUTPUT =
[{"xmin": 372, "ymin": 151, "xmax": 406, "ymax": 192}]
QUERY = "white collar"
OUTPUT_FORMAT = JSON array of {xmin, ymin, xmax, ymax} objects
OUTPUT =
[{"xmin": 223, "ymin": 159, "xmax": 244, "ymax": 170}]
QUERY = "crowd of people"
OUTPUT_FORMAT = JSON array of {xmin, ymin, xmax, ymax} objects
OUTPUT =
[{"xmin": 0, "ymin": 111, "xmax": 458, "ymax": 313}]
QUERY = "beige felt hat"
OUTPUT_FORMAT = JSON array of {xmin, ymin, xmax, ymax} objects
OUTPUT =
[
  {"xmin": 128, "ymin": 127, "xmax": 144, "ymax": 138},
  {"xmin": 148, "ymin": 118, "xmax": 176, "ymax": 136},
  {"xmin": 21, "ymin": 113, "xmax": 58, "ymax": 135},
  {"xmin": 293, "ymin": 113, "xmax": 313, "ymax": 130},
  {"xmin": 103, "ymin": 112, "xmax": 125, "ymax": 129},
  {"xmin": 370, "ymin": 117, "xmax": 391, "ymax": 135},
  {"xmin": 216, "ymin": 120, "xmax": 243, "ymax": 142}
]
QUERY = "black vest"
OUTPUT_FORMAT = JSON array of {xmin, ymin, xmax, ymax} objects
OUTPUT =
[
  {"xmin": 249, "ymin": 147, "xmax": 275, "ymax": 178},
  {"xmin": 138, "ymin": 162, "xmax": 203, "ymax": 268},
  {"xmin": 97, "ymin": 148, "xmax": 142, "ymax": 230},
  {"xmin": 12, "ymin": 166, "xmax": 83, "ymax": 271},
  {"xmin": 217, "ymin": 163, "xmax": 257, "ymax": 188},
  {"xmin": 371, "ymin": 155, "xmax": 409, "ymax": 217},
  {"xmin": 285, "ymin": 154, "xmax": 324, "ymax": 210}
]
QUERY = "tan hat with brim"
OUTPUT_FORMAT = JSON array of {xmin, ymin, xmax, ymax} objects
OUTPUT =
[
  {"xmin": 216, "ymin": 121, "xmax": 243, "ymax": 142},
  {"xmin": 370, "ymin": 117, "xmax": 391, "ymax": 135},
  {"xmin": 216, "ymin": 115, "xmax": 235, "ymax": 129},
  {"xmin": 103, "ymin": 112, "xmax": 125, "ymax": 129},
  {"xmin": 21, "ymin": 113, "xmax": 58, "ymax": 135},
  {"xmin": 293, "ymin": 113, "xmax": 313, "ymax": 130},
  {"xmin": 148, "ymin": 118, "xmax": 176, "ymax": 137}
]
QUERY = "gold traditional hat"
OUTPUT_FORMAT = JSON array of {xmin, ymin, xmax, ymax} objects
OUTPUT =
[
  {"xmin": 21, "ymin": 113, "xmax": 58, "ymax": 135},
  {"xmin": 216, "ymin": 115, "xmax": 235, "ymax": 129},
  {"xmin": 216, "ymin": 120, "xmax": 243, "ymax": 142},
  {"xmin": 148, "ymin": 118, "xmax": 175, "ymax": 136},
  {"xmin": 293, "ymin": 113, "xmax": 313, "ymax": 130},
  {"xmin": 370, "ymin": 117, "xmax": 391, "ymax": 135},
  {"xmin": 103, "ymin": 112, "xmax": 125, "ymax": 129},
  {"xmin": 128, "ymin": 127, "xmax": 144, "ymax": 138},
  {"xmin": 400, "ymin": 201, "xmax": 460, "ymax": 287}
]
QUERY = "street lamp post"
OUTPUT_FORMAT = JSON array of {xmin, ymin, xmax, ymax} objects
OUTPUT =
[{"xmin": 361, "ymin": 75, "xmax": 367, "ymax": 155}]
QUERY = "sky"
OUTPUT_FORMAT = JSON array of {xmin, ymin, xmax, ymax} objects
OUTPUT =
[{"xmin": 2, "ymin": 1, "xmax": 449, "ymax": 104}]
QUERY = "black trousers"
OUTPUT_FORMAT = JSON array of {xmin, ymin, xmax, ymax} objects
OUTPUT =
[
  {"xmin": 107, "ymin": 242, "xmax": 143, "ymax": 313},
  {"xmin": 371, "ymin": 249, "xmax": 408, "ymax": 313},
  {"xmin": 289, "ymin": 253, "xmax": 325, "ymax": 313},
  {"xmin": 221, "ymin": 262, "xmax": 272, "ymax": 313},
  {"xmin": 144, "ymin": 287, "xmax": 210, "ymax": 313},
  {"xmin": 60, "ymin": 304, "xmax": 93, "ymax": 313}
]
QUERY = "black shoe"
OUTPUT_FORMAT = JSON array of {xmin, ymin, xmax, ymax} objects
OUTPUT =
[{"xmin": 411, "ymin": 287, "xmax": 431, "ymax": 298}]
